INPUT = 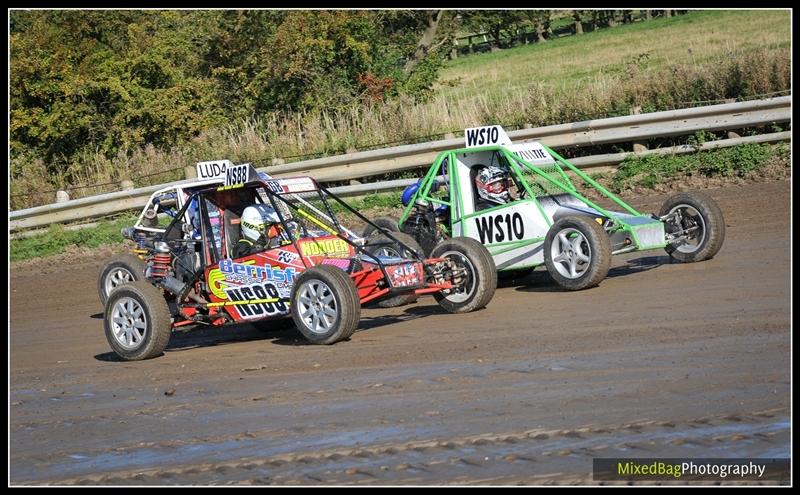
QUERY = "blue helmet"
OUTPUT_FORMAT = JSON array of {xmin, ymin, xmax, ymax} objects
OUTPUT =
[{"xmin": 401, "ymin": 182, "xmax": 419, "ymax": 206}]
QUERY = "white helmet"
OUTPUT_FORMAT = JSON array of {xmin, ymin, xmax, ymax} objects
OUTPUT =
[
  {"xmin": 476, "ymin": 165, "xmax": 511, "ymax": 205},
  {"xmin": 241, "ymin": 204, "xmax": 281, "ymax": 243}
]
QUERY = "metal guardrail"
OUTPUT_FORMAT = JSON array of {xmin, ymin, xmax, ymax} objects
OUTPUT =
[
  {"xmin": 9, "ymin": 97, "xmax": 791, "ymax": 233},
  {"xmin": 265, "ymin": 96, "xmax": 790, "ymax": 182}
]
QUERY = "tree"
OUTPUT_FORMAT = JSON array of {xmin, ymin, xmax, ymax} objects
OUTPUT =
[
  {"xmin": 460, "ymin": 11, "xmax": 527, "ymax": 51},
  {"xmin": 11, "ymin": 11, "xmax": 220, "ymax": 169},
  {"xmin": 403, "ymin": 10, "xmax": 443, "ymax": 76},
  {"xmin": 10, "ymin": 9, "xmax": 457, "ymax": 172},
  {"xmin": 572, "ymin": 10, "xmax": 584, "ymax": 34},
  {"xmin": 522, "ymin": 10, "xmax": 551, "ymax": 43},
  {"xmin": 380, "ymin": 10, "xmax": 458, "ymax": 101}
]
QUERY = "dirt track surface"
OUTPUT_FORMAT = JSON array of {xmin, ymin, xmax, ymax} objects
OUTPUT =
[{"xmin": 10, "ymin": 180, "xmax": 791, "ymax": 485}]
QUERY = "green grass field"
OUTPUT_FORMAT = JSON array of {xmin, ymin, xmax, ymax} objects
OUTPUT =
[{"xmin": 437, "ymin": 10, "xmax": 790, "ymax": 103}]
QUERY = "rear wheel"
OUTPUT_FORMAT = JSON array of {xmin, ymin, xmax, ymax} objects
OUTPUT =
[
  {"xmin": 660, "ymin": 191, "xmax": 725, "ymax": 262},
  {"xmin": 291, "ymin": 265, "xmax": 361, "ymax": 345},
  {"xmin": 98, "ymin": 253, "xmax": 147, "ymax": 304},
  {"xmin": 544, "ymin": 215, "xmax": 611, "ymax": 291},
  {"xmin": 104, "ymin": 281, "xmax": 172, "ymax": 361},
  {"xmin": 364, "ymin": 232, "xmax": 424, "ymax": 308},
  {"xmin": 430, "ymin": 237, "xmax": 497, "ymax": 313},
  {"xmin": 362, "ymin": 216, "xmax": 401, "ymax": 239}
]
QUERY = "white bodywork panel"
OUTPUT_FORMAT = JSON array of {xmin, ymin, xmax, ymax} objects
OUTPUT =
[
  {"xmin": 450, "ymin": 151, "xmax": 555, "ymax": 270},
  {"xmin": 462, "ymin": 201, "xmax": 551, "ymax": 270}
]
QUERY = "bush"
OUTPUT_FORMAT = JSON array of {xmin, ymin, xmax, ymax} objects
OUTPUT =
[{"xmin": 611, "ymin": 143, "xmax": 780, "ymax": 191}]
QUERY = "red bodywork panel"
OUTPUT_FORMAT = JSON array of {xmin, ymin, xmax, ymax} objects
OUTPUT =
[{"xmin": 201, "ymin": 235, "xmax": 354, "ymax": 324}]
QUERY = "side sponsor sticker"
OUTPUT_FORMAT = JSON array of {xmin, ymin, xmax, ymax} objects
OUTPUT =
[
  {"xmin": 265, "ymin": 177, "xmax": 318, "ymax": 194},
  {"xmin": 224, "ymin": 282, "xmax": 288, "ymax": 319},
  {"xmin": 207, "ymin": 259, "xmax": 298, "ymax": 301},
  {"xmin": 276, "ymin": 250, "xmax": 298, "ymax": 263},
  {"xmin": 506, "ymin": 142, "xmax": 554, "ymax": 166},
  {"xmin": 219, "ymin": 258, "xmax": 297, "ymax": 284},
  {"xmin": 389, "ymin": 263, "xmax": 422, "ymax": 287},
  {"xmin": 299, "ymin": 238, "xmax": 351, "ymax": 258}
]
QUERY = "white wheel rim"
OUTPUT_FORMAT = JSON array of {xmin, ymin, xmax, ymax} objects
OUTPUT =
[
  {"xmin": 297, "ymin": 280, "xmax": 338, "ymax": 335},
  {"xmin": 440, "ymin": 251, "xmax": 476, "ymax": 303},
  {"xmin": 110, "ymin": 297, "xmax": 147, "ymax": 350},
  {"xmin": 668, "ymin": 204, "xmax": 707, "ymax": 253},
  {"xmin": 550, "ymin": 228, "xmax": 592, "ymax": 279},
  {"xmin": 105, "ymin": 267, "xmax": 134, "ymax": 295}
]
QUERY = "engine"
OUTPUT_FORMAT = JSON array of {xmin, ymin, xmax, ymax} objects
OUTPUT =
[{"xmin": 401, "ymin": 203, "xmax": 448, "ymax": 256}]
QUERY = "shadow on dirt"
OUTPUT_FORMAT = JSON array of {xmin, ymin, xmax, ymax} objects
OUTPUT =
[
  {"xmin": 165, "ymin": 324, "xmax": 284, "ymax": 353},
  {"xmin": 359, "ymin": 303, "xmax": 448, "ymax": 331},
  {"xmin": 607, "ymin": 255, "xmax": 672, "ymax": 279},
  {"xmin": 94, "ymin": 302, "xmax": 450, "ymax": 357},
  {"xmin": 93, "ymin": 352, "xmax": 126, "ymax": 362},
  {"xmin": 94, "ymin": 323, "xmax": 281, "ymax": 360},
  {"xmin": 270, "ymin": 303, "xmax": 448, "ymax": 346},
  {"xmin": 509, "ymin": 255, "xmax": 670, "ymax": 294}
]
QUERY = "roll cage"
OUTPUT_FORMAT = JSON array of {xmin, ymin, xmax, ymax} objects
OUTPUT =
[
  {"xmin": 158, "ymin": 175, "xmax": 433, "ymax": 294},
  {"xmin": 399, "ymin": 142, "xmax": 667, "ymax": 254}
]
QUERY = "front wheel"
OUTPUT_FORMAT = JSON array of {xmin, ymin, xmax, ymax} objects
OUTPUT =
[
  {"xmin": 544, "ymin": 215, "xmax": 611, "ymax": 291},
  {"xmin": 660, "ymin": 191, "xmax": 725, "ymax": 262},
  {"xmin": 291, "ymin": 265, "xmax": 361, "ymax": 345},
  {"xmin": 104, "ymin": 281, "xmax": 172, "ymax": 361},
  {"xmin": 98, "ymin": 253, "xmax": 147, "ymax": 305},
  {"xmin": 430, "ymin": 237, "xmax": 497, "ymax": 313}
]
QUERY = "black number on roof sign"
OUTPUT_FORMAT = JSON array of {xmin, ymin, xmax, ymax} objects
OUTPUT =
[{"xmin": 225, "ymin": 164, "xmax": 249, "ymax": 186}]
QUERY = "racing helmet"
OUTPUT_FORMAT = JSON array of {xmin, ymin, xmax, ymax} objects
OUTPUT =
[
  {"xmin": 475, "ymin": 166, "xmax": 511, "ymax": 205},
  {"xmin": 240, "ymin": 204, "xmax": 281, "ymax": 243}
]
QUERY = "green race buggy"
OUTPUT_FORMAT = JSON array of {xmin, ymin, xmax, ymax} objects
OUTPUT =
[{"xmin": 369, "ymin": 125, "xmax": 725, "ymax": 290}]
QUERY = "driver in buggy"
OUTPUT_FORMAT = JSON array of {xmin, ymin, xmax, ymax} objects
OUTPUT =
[
  {"xmin": 236, "ymin": 204, "xmax": 291, "ymax": 257},
  {"xmin": 474, "ymin": 165, "xmax": 516, "ymax": 210}
]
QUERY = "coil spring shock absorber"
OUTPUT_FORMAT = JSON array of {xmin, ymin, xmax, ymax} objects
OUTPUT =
[
  {"xmin": 135, "ymin": 232, "xmax": 147, "ymax": 250},
  {"xmin": 151, "ymin": 252, "xmax": 172, "ymax": 280},
  {"xmin": 132, "ymin": 231, "xmax": 149, "ymax": 256}
]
